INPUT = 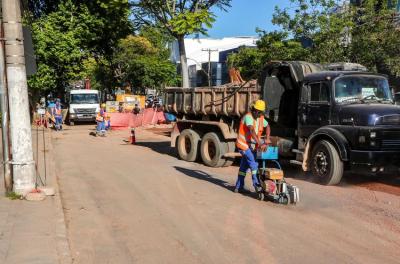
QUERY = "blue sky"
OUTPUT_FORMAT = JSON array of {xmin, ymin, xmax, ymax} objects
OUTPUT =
[{"xmin": 207, "ymin": 0, "xmax": 292, "ymax": 38}]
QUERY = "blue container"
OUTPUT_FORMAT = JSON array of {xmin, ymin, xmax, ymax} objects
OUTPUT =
[
  {"xmin": 257, "ymin": 146, "xmax": 279, "ymax": 160},
  {"xmin": 164, "ymin": 113, "xmax": 176, "ymax": 122}
]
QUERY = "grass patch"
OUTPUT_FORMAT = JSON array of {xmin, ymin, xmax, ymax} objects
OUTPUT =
[{"xmin": 6, "ymin": 191, "xmax": 22, "ymax": 200}]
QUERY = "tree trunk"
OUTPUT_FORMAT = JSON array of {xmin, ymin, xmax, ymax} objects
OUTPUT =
[{"xmin": 177, "ymin": 35, "xmax": 189, "ymax": 88}]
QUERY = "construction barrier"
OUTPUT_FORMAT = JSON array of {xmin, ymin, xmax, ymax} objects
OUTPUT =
[{"xmin": 109, "ymin": 108, "xmax": 166, "ymax": 129}]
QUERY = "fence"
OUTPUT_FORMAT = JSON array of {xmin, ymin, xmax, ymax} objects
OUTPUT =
[{"xmin": 109, "ymin": 108, "xmax": 166, "ymax": 129}]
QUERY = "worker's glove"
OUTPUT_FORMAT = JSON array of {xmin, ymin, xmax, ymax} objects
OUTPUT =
[{"xmin": 260, "ymin": 144, "xmax": 268, "ymax": 152}]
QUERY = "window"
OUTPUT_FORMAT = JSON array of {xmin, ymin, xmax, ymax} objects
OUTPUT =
[
  {"xmin": 334, "ymin": 76, "xmax": 392, "ymax": 104},
  {"xmin": 309, "ymin": 82, "xmax": 330, "ymax": 102},
  {"xmin": 310, "ymin": 83, "xmax": 321, "ymax": 101},
  {"xmin": 320, "ymin": 83, "xmax": 329, "ymax": 101},
  {"xmin": 70, "ymin": 94, "xmax": 99, "ymax": 104}
]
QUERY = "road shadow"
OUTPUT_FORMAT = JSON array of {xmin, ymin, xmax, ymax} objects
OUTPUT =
[
  {"xmin": 341, "ymin": 173, "xmax": 400, "ymax": 196},
  {"xmin": 174, "ymin": 166, "xmax": 257, "ymax": 199},
  {"xmin": 278, "ymin": 160, "xmax": 400, "ymax": 196},
  {"xmin": 145, "ymin": 127, "xmax": 172, "ymax": 137},
  {"xmin": 135, "ymin": 140, "xmax": 177, "ymax": 157}
]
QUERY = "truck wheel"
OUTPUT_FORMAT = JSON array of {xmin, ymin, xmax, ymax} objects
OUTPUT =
[
  {"xmin": 311, "ymin": 140, "xmax": 343, "ymax": 185},
  {"xmin": 68, "ymin": 120, "xmax": 75, "ymax": 126},
  {"xmin": 200, "ymin": 132, "xmax": 227, "ymax": 167},
  {"xmin": 177, "ymin": 129, "xmax": 200, "ymax": 162},
  {"xmin": 222, "ymin": 141, "xmax": 236, "ymax": 167}
]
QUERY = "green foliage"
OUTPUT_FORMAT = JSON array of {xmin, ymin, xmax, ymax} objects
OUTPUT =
[
  {"xmin": 228, "ymin": 47, "xmax": 264, "ymax": 80},
  {"xmin": 229, "ymin": 0, "xmax": 400, "ymax": 81},
  {"xmin": 26, "ymin": 0, "xmax": 132, "ymax": 96},
  {"xmin": 349, "ymin": 0, "xmax": 400, "ymax": 76},
  {"xmin": 169, "ymin": 9, "xmax": 216, "ymax": 35},
  {"xmin": 132, "ymin": 0, "xmax": 231, "ymax": 87},
  {"xmin": 228, "ymin": 31, "xmax": 310, "ymax": 80},
  {"xmin": 112, "ymin": 35, "xmax": 178, "ymax": 90},
  {"xmin": 6, "ymin": 191, "xmax": 22, "ymax": 200},
  {"xmin": 132, "ymin": 0, "xmax": 230, "ymax": 37},
  {"xmin": 29, "ymin": 0, "xmax": 101, "ymax": 95}
]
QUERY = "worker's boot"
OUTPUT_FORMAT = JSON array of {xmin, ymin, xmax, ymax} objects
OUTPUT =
[
  {"xmin": 234, "ymin": 187, "xmax": 244, "ymax": 193},
  {"xmin": 234, "ymin": 175, "xmax": 245, "ymax": 193},
  {"xmin": 254, "ymin": 185, "xmax": 264, "ymax": 201}
]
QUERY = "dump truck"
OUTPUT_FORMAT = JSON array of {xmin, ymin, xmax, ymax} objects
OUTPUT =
[{"xmin": 165, "ymin": 61, "xmax": 400, "ymax": 185}]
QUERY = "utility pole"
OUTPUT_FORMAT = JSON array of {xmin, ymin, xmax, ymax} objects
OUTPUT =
[
  {"xmin": 0, "ymin": 12, "xmax": 11, "ymax": 192},
  {"xmin": 202, "ymin": 48, "xmax": 218, "ymax": 87},
  {"xmin": 2, "ymin": 0, "xmax": 35, "ymax": 194}
]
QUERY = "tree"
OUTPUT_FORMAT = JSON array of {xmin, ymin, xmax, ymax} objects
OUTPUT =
[
  {"xmin": 29, "ymin": 0, "xmax": 102, "ymax": 97},
  {"xmin": 112, "ymin": 35, "xmax": 178, "ymax": 91},
  {"xmin": 132, "ymin": 0, "xmax": 232, "ymax": 87},
  {"xmin": 230, "ymin": 0, "xmax": 400, "ymax": 86},
  {"xmin": 349, "ymin": 0, "xmax": 400, "ymax": 78},
  {"xmin": 272, "ymin": 0, "xmax": 353, "ymax": 63},
  {"xmin": 26, "ymin": 0, "xmax": 133, "ymax": 97},
  {"xmin": 228, "ymin": 31, "xmax": 310, "ymax": 79}
]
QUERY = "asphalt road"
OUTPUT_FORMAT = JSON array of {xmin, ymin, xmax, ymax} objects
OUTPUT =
[{"xmin": 53, "ymin": 125, "xmax": 400, "ymax": 264}]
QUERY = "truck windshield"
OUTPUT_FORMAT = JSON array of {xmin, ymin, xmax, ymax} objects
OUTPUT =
[
  {"xmin": 70, "ymin": 94, "xmax": 99, "ymax": 104},
  {"xmin": 335, "ymin": 76, "xmax": 392, "ymax": 104}
]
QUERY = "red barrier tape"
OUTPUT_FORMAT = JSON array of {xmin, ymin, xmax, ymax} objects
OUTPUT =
[{"xmin": 109, "ymin": 109, "xmax": 166, "ymax": 129}]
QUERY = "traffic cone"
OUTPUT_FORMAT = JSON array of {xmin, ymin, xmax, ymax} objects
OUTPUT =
[{"xmin": 130, "ymin": 128, "xmax": 136, "ymax": 144}]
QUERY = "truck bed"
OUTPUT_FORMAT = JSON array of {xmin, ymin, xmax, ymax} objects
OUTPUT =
[{"xmin": 164, "ymin": 83, "xmax": 261, "ymax": 117}]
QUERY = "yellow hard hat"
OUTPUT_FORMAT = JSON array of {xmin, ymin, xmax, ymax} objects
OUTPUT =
[
  {"xmin": 253, "ymin": 100, "xmax": 266, "ymax": 112},
  {"xmin": 101, "ymin": 103, "xmax": 106, "ymax": 108}
]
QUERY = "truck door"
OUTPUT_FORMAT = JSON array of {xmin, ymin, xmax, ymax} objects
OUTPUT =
[{"xmin": 298, "ymin": 82, "xmax": 331, "ymax": 138}]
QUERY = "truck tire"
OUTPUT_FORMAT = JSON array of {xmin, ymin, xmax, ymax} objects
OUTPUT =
[
  {"xmin": 200, "ymin": 132, "xmax": 227, "ymax": 167},
  {"xmin": 177, "ymin": 129, "xmax": 200, "ymax": 162},
  {"xmin": 311, "ymin": 140, "xmax": 343, "ymax": 185},
  {"xmin": 68, "ymin": 120, "xmax": 75, "ymax": 126},
  {"xmin": 222, "ymin": 141, "xmax": 236, "ymax": 167}
]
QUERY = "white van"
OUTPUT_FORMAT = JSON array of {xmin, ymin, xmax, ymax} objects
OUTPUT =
[{"xmin": 67, "ymin": 89, "xmax": 100, "ymax": 125}]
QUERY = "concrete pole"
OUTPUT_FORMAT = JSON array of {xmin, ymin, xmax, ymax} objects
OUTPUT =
[
  {"xmin": 2, "ymin": 0, "xmax": 35, "ymax": 194},
  {"xmin": 0, "ymin": 17, "xmax": 12, "ymax": 193}
]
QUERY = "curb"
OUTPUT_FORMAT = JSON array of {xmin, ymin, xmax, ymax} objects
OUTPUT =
[{"xmin": 45, "ymin": 129, "xmax": 73, "ymax": 264}]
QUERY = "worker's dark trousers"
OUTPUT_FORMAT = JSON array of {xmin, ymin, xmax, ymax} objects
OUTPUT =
[
  {"xmin": 55, "ymin": 115, "xmax": 62, "ymax": 130},
  {"xmin": 235, "ymin": 148, "xmax": 260, "ymax": 190}
]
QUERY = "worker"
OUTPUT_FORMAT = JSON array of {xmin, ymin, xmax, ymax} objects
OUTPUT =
[
  {"xmin": 118, "ymin": 102, "xmax": 124, "ymax": 113},
  {"xmin": 132, "ymin": 103, "xmax": 141, "ymax": 115},
  {"xmin": 234, "ymin": 100, "xmax": 271, "ymax": 195},
  {"xmin": 52, "ymin": 99, "xmax": 63, "ymax": 131},
  {"xmin": 104, "ymin": 110, "xmax": 111, "ymax": 130},
  {"xmin": 96, "ymin": 103, "xmax": 107, "ymax": 136}
]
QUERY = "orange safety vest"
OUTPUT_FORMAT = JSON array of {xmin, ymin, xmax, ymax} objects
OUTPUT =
[
  {"xmin": 96, "ymin": 111, "xmax": 105, "ymax": 122},
  {"xmin": 236, "ymin": 113, "xmax": 264, "ymax": 151},
  {"xmin": 54, "ymin": 107, "xmax": 62, "ymax": 116}
]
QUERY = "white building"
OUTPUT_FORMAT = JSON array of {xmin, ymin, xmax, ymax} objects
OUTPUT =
[
  {"xmin": 170, "ymin": 36, "xmax": 258, "ymax": 69},
  {"xmin": 170, "ymin": 36, "xmax": 258, "ymax": 87}
]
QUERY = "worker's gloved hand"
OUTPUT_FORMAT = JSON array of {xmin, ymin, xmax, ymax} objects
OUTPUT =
[{"xmin": 260, "ymin": 144, "xmax": 268, "ymax": 152}]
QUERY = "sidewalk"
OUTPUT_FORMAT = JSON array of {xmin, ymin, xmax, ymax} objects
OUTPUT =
[{"xmin": 0, "ymin": 127, "xmax": 71, "ymax": 264}]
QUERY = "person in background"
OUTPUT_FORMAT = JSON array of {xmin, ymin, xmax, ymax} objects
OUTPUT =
[
  {"xmin": 118, "ymin": 102, "xmax": 124, "ymax": 113},
  {"xmin": 133, "ymin": 103, "xmax": 141, "ymax": 115},
  {"xmin": 52, "ymin": 99, "xmax": 63, "ymax": 131},
  {"xmin": 234, "ymin": 100, "xmax": 271, "ymax": 197},
  {"xmin": 96, "ymin": 103, "xmax": 107, "ymax": 137},
  {"xmin": 105, "ymin": 108, "xmax": 111, "ymax": 130}
]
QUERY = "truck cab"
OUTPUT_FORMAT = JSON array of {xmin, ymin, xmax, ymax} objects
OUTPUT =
[
  {"xmin": 263, "ymin": 63, "xmax": 400, "ymax": 185},
  {"xmin": 67, "ymin": 89, "xmax": 100, "ymax": 125}
]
